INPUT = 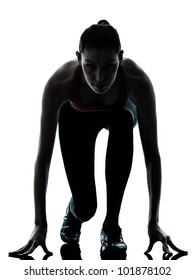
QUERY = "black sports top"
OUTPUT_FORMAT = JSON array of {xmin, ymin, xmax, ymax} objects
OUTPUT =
[{"xmin": 70, "ymin": 65, "xmax": 128, "ymax": 112}]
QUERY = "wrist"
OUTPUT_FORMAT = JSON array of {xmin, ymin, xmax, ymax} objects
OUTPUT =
[
  {"xmin": 35, "ymin": 220, "xmax": 47, "ymax": 228},
  {"xmin": 148, "ymin": 219, "xmax": 158, "ymax": 229}
]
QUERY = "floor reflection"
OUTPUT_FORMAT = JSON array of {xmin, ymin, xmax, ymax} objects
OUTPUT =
[
  {"xmin": 9, "ymin": 246, "xmax": 187, "ymax": 260},
  {"xmin": 60, "ymin": 243, "xmax": 82, "ymax": 260},
  {"xmin": 60, "ymin": 243, "xmax": 127, "ymax": 260},
  {"xmin": 100, "ymin": 247, "xmax": 127, "ymax": 260},
  {"xmin": 144, "ymin": 251, "xmax": 188, "ymax": 260},
  {"xmin": 8, "ymin": 253, "xmax": 52, "ymax": 260}
]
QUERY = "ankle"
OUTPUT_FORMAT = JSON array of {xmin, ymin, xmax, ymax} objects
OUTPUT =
[{"xmin": 103, "ymin": 220, "xmax": 119, "ymax": 229}]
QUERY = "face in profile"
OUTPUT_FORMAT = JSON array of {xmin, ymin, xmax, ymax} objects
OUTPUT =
[{"xmin": 77, "ymin": 48, "xmax": 123, "ymax": 94}]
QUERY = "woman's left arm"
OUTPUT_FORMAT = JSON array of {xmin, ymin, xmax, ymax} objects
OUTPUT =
[
  {"xmin": 132, "ymin": 74, "xmax": 187, "ymax": 255},
  {"xmin": 135, "ymin": 77, "xmax": 161, "ymax": 227}
]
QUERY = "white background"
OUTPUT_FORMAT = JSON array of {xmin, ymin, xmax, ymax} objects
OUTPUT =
[{"xmin": 1, "ymin": 0, "xmax": 193, "ymax": 278}]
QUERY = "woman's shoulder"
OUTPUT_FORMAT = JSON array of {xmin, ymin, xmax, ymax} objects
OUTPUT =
[
  {"xmin": 122, "ymin": 58, "xmax": 152, "ymax": 90},
  {"xmin": 42, "ymin": 60, "xmax": 79, "ymax": 106},
  {"xmin": 122, "ymin": 58, "xmax": 149, "ymax": 81},
  {"xmin": 48, "ymin": 59, "xmax": 79, "ymax": 86},
  {"xmin": 121, "ymin": 58, "xmax": 154, "ymax": 102}
]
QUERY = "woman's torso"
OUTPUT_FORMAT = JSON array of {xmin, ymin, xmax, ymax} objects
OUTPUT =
[
  {"xmin": 69, "ymin": 64, "xmax": 128, "ymax": 112},
  {"xmin": 49, "ymin": 58, "xmax": 138, "ymax": 114}
]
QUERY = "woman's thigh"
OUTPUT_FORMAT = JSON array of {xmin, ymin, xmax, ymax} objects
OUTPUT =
[
  {"xmin": 58, "ymin": 103, "xmax": 102, "ymax": 208},
  {"xmin": 105, "ymin": 108, "xmax": 134, "ymax": 186}
]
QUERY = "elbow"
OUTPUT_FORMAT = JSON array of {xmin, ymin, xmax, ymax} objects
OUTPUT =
[
  {"xmin": 34, "ymin": 153, "xmax": 51, "ymax": 174},
  {"xmin": 144, "ymin": 150, "xmax": 161, "ymax": 168}
]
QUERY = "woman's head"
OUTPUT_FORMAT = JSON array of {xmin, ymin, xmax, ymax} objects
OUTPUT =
[
  {"xmin": 77, "ymin": 20, "xmax": 124, "ymax": 94},
  {"xmin": 79, "ymin": 20, "xmax": 121, "ymax": 53}
]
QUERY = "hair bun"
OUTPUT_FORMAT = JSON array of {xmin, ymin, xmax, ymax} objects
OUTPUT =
[{"xmin": 97, "ymin": 20, "xmax": 110, "ymax": 26}]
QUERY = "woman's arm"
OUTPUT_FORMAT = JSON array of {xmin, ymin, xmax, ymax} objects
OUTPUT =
[
  {"xmin": 134, "ymin": 77, "xmax": 161, "ymax": 226},
  {"xmin": 9, "ymin": 78, "xmax": 68, "ymax": 256},
  {"xmin": 131, "ymin": 72, "xmax": 187, "ymax": 255},
  {"xmin": 34, "ymin": 80, "xmax": 62, "ymax": 227}
]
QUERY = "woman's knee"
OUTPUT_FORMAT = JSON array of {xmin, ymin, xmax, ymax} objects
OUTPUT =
[
  {"xmin": 119, "ymin": 109, "xmax": 134, "ymax": 128},
  {"xmin": 72, "ymin": 200, "xmax": 97, "ymax": 222},
  {"xmin": 107, "ymin": 109, "xmax": 134, "ymax": 131}
]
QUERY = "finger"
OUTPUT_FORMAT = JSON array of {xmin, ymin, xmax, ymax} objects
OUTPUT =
[
  {"xmin": 162, "ymin": 238, "xmax": 172, "ymax": 255},
  {"xmin": 9, "ymin": 242, "xmax": 32, "ymax": 256},
  {"xmin": 24, "ymin": 240, "xmax": 39, "ymax": 255},
  {"xmin": 171, "ymin": 252, "xmax": 188, "ymax": 260},
  {"xmin": 9, "ymin": 253, "xmax": 34, "ymax": 260},
  {"xmin": 42, "ymin": 254, "xmax": 52, "ymax": 260},
  {"xmin": 144, "ymin": 252, "xmax": 153, "ymax": 260},
  {"xmin": 41, "ymin": 241, "xmax": 53, "ymax": 256},
  {"xmin": 144, "ymin": 239, "xmax": 156, "ymax": 253},
  {"xmin": 163, "ymin": 252, "xmax": 172, "ymax": 260},
  {"xmin": 167, "ymin": 237, "xmax": 188, "ymax": 254}
]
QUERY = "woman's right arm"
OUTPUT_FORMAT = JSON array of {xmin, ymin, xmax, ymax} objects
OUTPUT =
[
  {"xmin": 34, "ymin": 80, "xmax": 62, "ymax": 228},
  {"xmin": 9, "ymin": 77, "xmax": 68, "ymax": 257}
]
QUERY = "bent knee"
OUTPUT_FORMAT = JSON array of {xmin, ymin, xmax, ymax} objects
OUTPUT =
[{"xmin": 74, "ymin": 203, "xmax": 97, "ymax": 222}]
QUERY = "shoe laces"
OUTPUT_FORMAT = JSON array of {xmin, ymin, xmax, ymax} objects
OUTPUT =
[
  {"xmin": 103, "ymin": 224, "xmax": 122, "ymax": 241},
  {"xmin": 62, "ymin": 215, "xmax": 81, "ymax": 234}
]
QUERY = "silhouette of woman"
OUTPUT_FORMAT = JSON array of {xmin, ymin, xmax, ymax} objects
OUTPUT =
[{"xmin": 9, "ymin": 20, "xmax": 187, "ymax": 258}]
